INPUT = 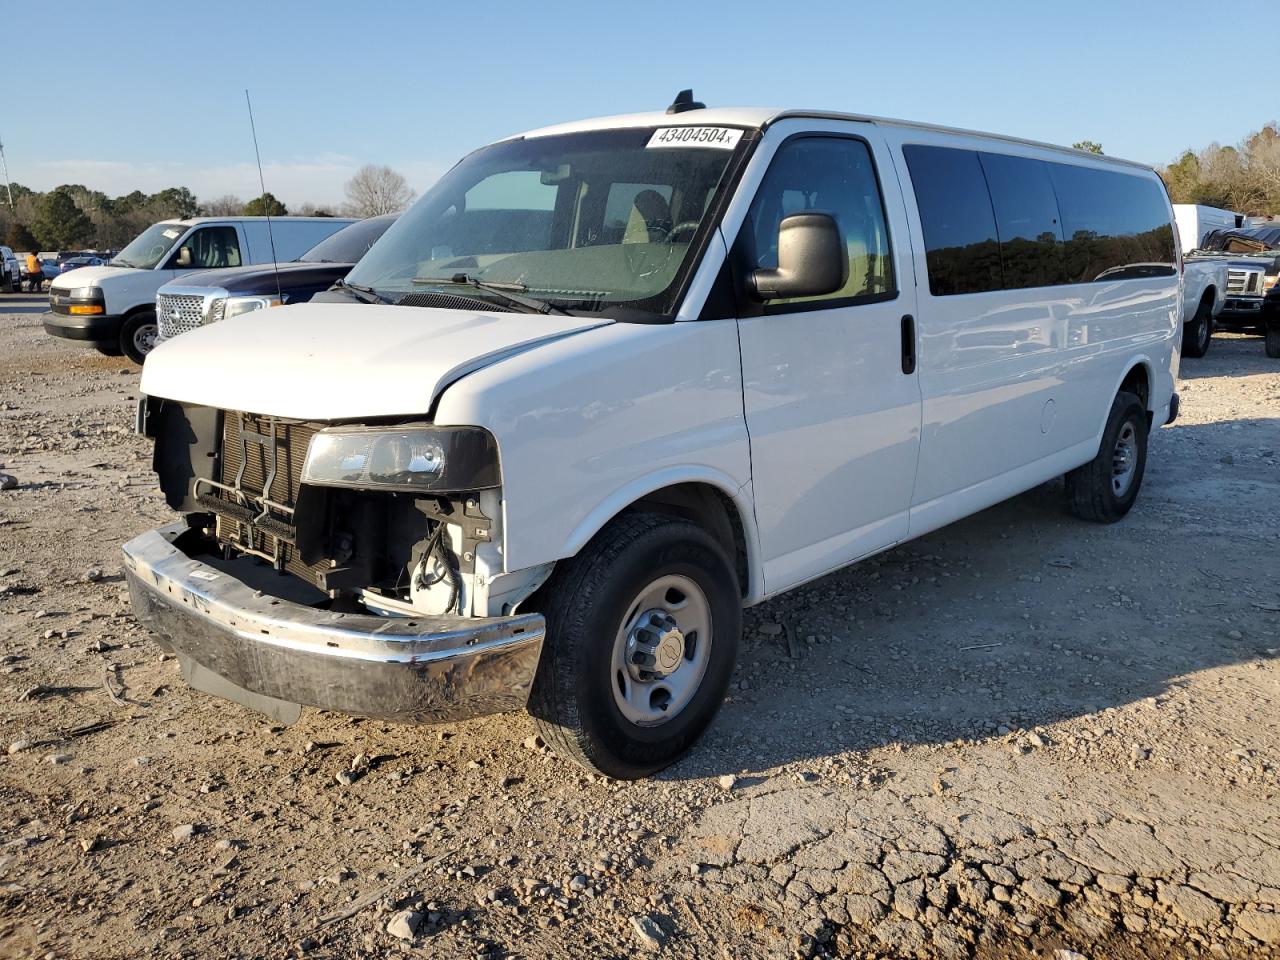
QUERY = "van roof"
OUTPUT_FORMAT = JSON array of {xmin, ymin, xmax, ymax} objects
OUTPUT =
[
  {"xmin": 515, "ymin": 107, "xmax": 1153, "ymax": 172},
  {"xmin": 159, "ymin": 216, "xmax": 359, "ymax": 227}
]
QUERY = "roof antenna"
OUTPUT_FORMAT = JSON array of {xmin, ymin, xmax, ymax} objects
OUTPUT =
[
  {"xmin": 245, "ymin": 89, "xmax": 283, "ymax": 305},
  {"xmin": 666, "ymin": 89, "xmax": 705, "ymax": 115}
]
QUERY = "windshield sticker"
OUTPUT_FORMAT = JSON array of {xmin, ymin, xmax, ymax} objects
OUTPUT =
[
  {"xmin": 162, "ymin": 228, "xmax": 181, "ymax": 239},
  {"xmin": 647, "ymin": 127, "xmax": 743, "ymax": 150}
]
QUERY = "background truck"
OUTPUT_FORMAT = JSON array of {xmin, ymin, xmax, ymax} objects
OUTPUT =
[
  {"xmin": 1181, "ymin": 256, "xmax": 1228, "ymax": 357},
  {"xmin": 42, "ymin": 216, "xmax": 354, "ymax": 363},
  {"xmin": 1173, "ymin": 203, "xmax": 1242, "ymax": 254},
  {"xmin": 1193, "ymin": 225, "xmax": 1280, "ymax": 331}
]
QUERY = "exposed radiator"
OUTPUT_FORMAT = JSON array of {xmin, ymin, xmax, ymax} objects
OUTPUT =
[{"xmin": 210, "ymin": 412, "xmax": 330, "ymax": 587}]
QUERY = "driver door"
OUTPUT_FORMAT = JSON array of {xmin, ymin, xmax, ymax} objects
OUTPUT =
[{"xmin": 732, "ymin": 123, "xmax": 922, "ymax": 594}]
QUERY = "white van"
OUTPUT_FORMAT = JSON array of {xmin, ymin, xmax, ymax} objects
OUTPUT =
[
  {"xmin": 124, "ymin": 98, "xmax": 1181, "ymax": 778},
  {"xmin": 43, "ymin": 216, "xmax": 354, "ymax": 362},
  {"xmin": 1173, "ymin": 203, "xmax": 1241, "ymax": 254}
]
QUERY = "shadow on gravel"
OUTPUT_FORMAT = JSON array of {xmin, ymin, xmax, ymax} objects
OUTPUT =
[{"xmin": 666, "ymin": 416, "xmax": 1279, "ymax": 781}]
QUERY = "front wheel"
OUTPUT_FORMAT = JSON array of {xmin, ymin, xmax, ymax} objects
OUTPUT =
[
  {"xmin": 1181, "ymin": 298, "xmax": 1214, "ymax": 358},
  {"xmin": 1065, "ymin": 390, "xmax": 1148, "ymax": 523},
  {"xmin": 119, "ymin": 311, "xmax": 159, "ymax": 365},
  {"xmin": 1267, "ymin": 325, "xmax": 1280, "ymax": 359},
  {"xmin": 528, "ymin": 513, "xmax": 741, "ymax": 779}
]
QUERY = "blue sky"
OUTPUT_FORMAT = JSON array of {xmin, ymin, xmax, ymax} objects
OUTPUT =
[{"xmin": 5, "ymin": 0, "xmax": 1269, "ymax": 208}]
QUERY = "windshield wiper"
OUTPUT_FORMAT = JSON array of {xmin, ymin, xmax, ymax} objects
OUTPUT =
[
  {"xmin": 335, "ymin": 279, "xmax": 391, "ymax": 304},
  {"xmin": 412, "ymin": 273, "xmax": 570, "ymax": 316},
  {"xmin": 110, "ymin": 259, "xmax": 134, "ymax": 268}
]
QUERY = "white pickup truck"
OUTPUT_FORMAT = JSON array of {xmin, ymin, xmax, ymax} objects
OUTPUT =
[{"xmin": 1181, "ymin": 256, "xmax": 1228, "ymax": 358}]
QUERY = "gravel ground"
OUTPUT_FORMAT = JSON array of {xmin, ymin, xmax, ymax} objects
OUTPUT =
[{"xmin": 1, "ymin": 293, "xmax": 1279, "ymax": 960}]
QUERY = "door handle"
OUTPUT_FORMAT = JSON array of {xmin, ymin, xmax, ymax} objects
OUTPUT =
[{"xmin": 900, "ymin": 314, "xmax": 916, "ymax": 375}]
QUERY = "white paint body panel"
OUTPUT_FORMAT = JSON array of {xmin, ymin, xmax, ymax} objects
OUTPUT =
[
  {"xmin": 1182, "ymin": 258, "xmax": 1228, "ymax": 321},
  {"xmin": 432, "ymin": 320, "xmax": 757, "ymax": 593},
  {"xmin": 1172, "ymin": 203, "xmax": 1239, "ymax": 254},
  {"xmin": 140, "ymin": 303, "xmax": 614, "ymax": 420}
]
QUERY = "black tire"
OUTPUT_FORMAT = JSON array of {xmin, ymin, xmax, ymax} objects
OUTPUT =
[
  {"xmin": 527, "ymin": 512, "xmax": 741, "ymax": 779},
  {"xmin": 1181, "ymin": 297, "xmax": 1214, "ymax": 358},
  {"xmin": 1065, "ymin": 390, "xmax": 1148, "ymax": 523},
  {"xmin": 1266, "ymin": 325, "xmax": 1280, "ymax": 359},
  {"xmin": 119, "ymin": 311, "xmax": 159, "ymax": 365}
]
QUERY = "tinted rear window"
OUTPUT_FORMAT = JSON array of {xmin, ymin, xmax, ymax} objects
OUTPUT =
[
  {"xmin": 902, "ymin": 146, "xmax": 1002, "ymax": 296},
  {"xmin": 978, "ymin": 152, "xmax": 1067, "ymax": 288},
  {"xmin": 905, "ymin": 144, "xmax": 1175, "ymax": 295},
  {"xmin": 1048, "ymin": 164, "xmax": 1177, "ymax": 282}
]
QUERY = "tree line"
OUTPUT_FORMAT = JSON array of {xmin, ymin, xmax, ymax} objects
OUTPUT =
[
  {"xmin": 1159, "ymin": 123, "xmax": 1280, "ymax": 216},
  {"xmin": 0, "ymin": 164, "xmax": 415, "ymax": 252}
]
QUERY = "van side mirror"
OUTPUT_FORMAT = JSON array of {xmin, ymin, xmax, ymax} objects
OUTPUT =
[
  {"xmin": 175, "ymin": 246, "xmax": 192, "ymax": 268},
  {"xmin": 751, "ymin": 212, "xmax": 845, "ymax": 301}
]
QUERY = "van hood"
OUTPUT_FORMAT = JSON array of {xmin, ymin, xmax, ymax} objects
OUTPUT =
[
  {"xmin": 140, "ymin": 302, "xmax": 614, "ymax": 420},
  {"xmin": 48, "ymin": 264, "xmax": 145, "ymax": 290}
]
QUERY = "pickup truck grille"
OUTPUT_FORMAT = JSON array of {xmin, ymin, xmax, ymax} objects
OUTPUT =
[
  {"xmin": 1227, "ymin": 269, "xmax": 1261, "ymax": 295},
  {"xmin": 156, "ymin": 293, "xmax": 207, "ymax": 340},
  {"xmin": 209, "ymin": 412, "xmax": 330, "ymax": 587}
]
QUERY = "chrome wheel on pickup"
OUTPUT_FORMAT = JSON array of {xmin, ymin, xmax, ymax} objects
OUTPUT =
[{"xmin": 529, "ymin": 513, "xmax": 740, "ymax": 779}]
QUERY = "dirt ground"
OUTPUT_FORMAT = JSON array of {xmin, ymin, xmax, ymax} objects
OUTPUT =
[{"xmin": 0, "ymin": 292, "xmax": 1278, "ymax": 960}]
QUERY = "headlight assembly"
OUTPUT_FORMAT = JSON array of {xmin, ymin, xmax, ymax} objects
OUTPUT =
[
  {"xmin": 301, "ymin": 425, "xmax": 500, "ymax": 492},
  {"xmin": 222, "ymin": 295, "xmax": 282, "ymax": 321}
]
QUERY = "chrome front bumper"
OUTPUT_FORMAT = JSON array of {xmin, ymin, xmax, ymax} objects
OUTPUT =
[{"xmin": 122, "ymin": 523, "xmax": 546, "ymax": 725}]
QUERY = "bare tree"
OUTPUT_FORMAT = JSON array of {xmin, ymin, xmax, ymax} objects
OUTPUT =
[
  {"xmin": 343, "ymin": 165, "xmax": 415, "ymax": 217},
  {"xmin": 203, "ymin": 194, "xmax": 245, "ymax": 216}
]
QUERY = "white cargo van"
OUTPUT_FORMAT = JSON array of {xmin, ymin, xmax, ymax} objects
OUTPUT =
[
  {"xmin": 43, "ymin": 216, "xmax": 354, "ymax": 362},
  {"xmin": 125, "ymin": 98, "xmax": 1181, "ymax": 778}
]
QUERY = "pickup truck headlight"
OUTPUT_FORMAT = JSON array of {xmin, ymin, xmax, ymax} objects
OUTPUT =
[
  {"xmin": 222, "ymin": 295, "xmax": 282, "ymax": 321},
  {"xmin": 302, "ymin": 426, "xmax": 500, "ymax": 492}
]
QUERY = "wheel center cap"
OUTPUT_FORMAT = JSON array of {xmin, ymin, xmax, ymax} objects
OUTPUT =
[{"xmin": 654, "ymin": 631, "xmax": 684, "ymax": 674}]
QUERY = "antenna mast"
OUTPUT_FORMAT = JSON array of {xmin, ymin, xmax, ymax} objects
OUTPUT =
[
  {"xmin": 0, "ymin": 138, "xmax": 14, "ymax": 211},
  {"xmin": 245, "ymin": 90, "xmax": 283, "ymax": 303}
]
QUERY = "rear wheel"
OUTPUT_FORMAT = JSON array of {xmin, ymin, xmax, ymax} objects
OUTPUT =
[
  {"xmin": 120, "ymin": 311, "xmax": 158, "ymax": 364},
  {"xmin": 1181, "ymin": 297, "xmax": 1214, "ymax": 358},
  {"xmin": 1065, "ymin": 390, "xmax": 1148, "ymax": 523},
  {"xmin": 528, "ymin": 513, "xmax": 741, "ymax": 779},
  {"xmin": 1266, "ymin": 325, "xmax": 1280, "ymax": 359}
]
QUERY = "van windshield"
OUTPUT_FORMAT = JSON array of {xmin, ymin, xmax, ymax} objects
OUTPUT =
[
  {"xmin": 112, "ymin": 222, "xmax": 187, "ymax": 269},
  {"xmin": 345, "ymin": 126, "xmax": 747, "ymax": 317}
]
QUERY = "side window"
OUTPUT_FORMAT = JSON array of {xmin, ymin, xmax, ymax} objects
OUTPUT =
[
  {"xmin": 978, "ymin": 153, "xmax": 1067, "ymax": 288},
  {"xmin": 1048, "ymin": 164, "xmax": 1177, "ymax": 282},
  {"xmin": 746, "ymin": 136, "xmax": 896, "ymax": 308},
  {"xmin": 902, "ymin": 145, "xmax": 1002, "ymax": 296},
  {"xmin": 181, "ymin": 226, "xmax": 242, "ymax": 269}
]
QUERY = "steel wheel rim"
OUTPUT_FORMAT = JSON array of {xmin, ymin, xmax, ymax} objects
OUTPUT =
[
  {"xmin": 1197, "ymin": 316, "xmax": 1210, "ymax": 351},
  {"xmin": 134, "ymin": 323, "xmax": 159, "ymax": 355},
  {"xmin": 610, "ymin": 573, "xmax": 712, "ymax": 727},
  {"xmin": 1111, "ymin": 421, "xmax": 1138, "ymax": 498}
]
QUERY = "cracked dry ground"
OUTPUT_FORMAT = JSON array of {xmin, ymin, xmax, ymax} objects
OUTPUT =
[{"xmin": 0, "ymin": 297, "xmax": 1279, "ymax": 959}]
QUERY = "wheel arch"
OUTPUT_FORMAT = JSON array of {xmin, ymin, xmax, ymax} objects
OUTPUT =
[
  {"xmin": 559, "ymin": 468, "xmax": 761, "ymax": 603},
  {"xmin": 122, "ymin": 301, "xmax": 158, "ymax": 319}
]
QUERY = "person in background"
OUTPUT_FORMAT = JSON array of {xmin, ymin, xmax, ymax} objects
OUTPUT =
[{"xmin": 25, "ymin": 252, "xmax": 41, "ymax": 292}]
